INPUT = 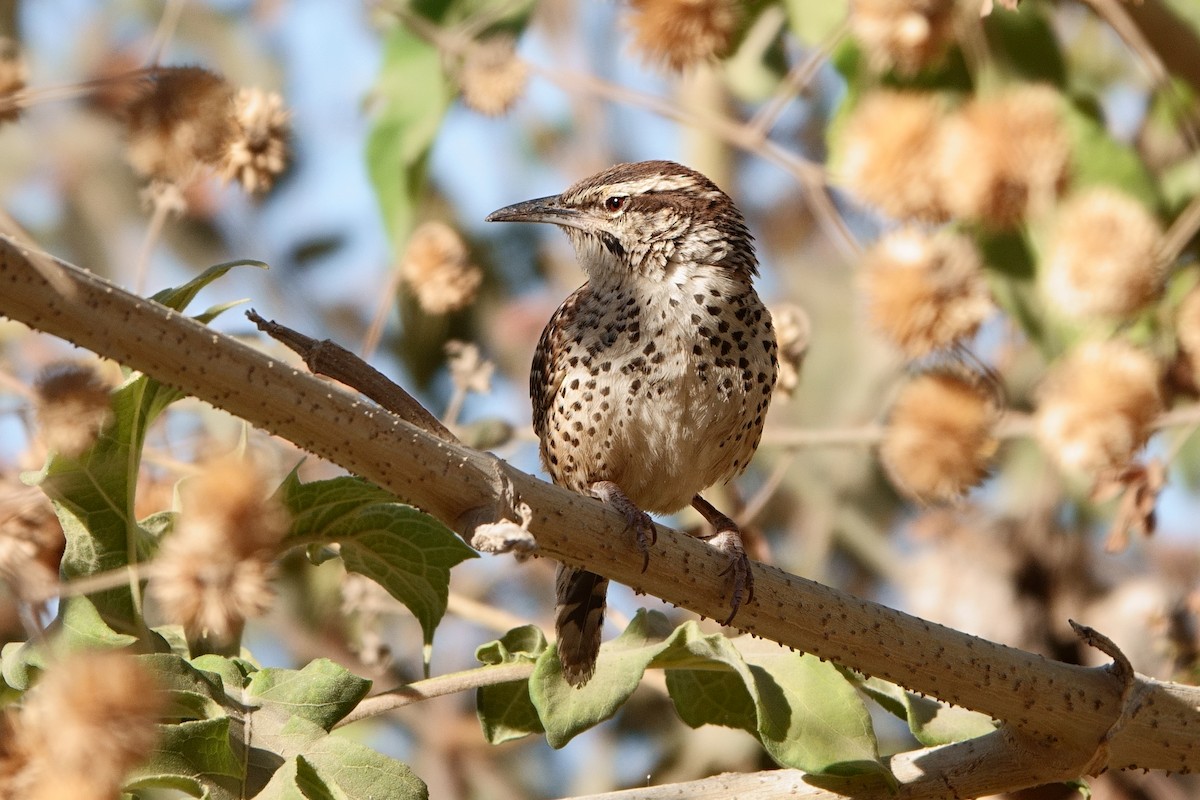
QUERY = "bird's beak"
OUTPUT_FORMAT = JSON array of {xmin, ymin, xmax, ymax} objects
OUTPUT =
[{"xmin": 486, "ymin": 195, "xmax": 589, "ymax": 230}]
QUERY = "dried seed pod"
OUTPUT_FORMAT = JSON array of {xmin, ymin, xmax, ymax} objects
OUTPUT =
[
  {"xmin": 937, "ymin": 85, "xmax": 1071, "ymax": 228},
  {"xmin": 220, "ymin": 87, "xmax": 291, "ymax": 194},
  {"xmin": 849, "ymin": 0, "xmax": 957, "ymax": 75},
  {"xmin": 1043, "ymin": 188, "xmax": 1164, "ymax": 320},
  {"xmin": 839, "ymin": 90, "xmax": 949, "ymax": 223},
  {"xmin": 881, "ymin": 369, "xmax": 1000, "ymax": 503},
  {"xmin": 861, "ymin": 227, "xmax": 993, "ymax": 357},
  {"xmin": 1036, "ymin": 340, "xmax": 1163, "ymax": 476},
  {"xmin": 400, "ymin": 221, "xmax": 484, "ymax": 314},
  {"xmin": 150, "ymin": 456, "xmax": 288, "ymax": 643},
  {"xmin": 626, "ymin": 0, "xmax": 740, "ymax": 71},
  {"xmin": 460, "ymin": 37, "xmax": 528, "ymax": 117}
]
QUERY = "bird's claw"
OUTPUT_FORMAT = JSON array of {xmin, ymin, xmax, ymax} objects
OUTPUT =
[
  {"xmin": 629, "ymin": 510, "xmax": 656, "ymax": 573},
  {"xmin": 703, "ymin": 529, "xmax": 754, "ymax": 625},
  {"xmin": 590, "ymin": 480, "xmax": 656, "ymax": 573}
]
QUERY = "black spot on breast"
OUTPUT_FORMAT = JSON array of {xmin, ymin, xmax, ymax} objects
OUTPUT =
[{"xmin": 706, "ymin": 305, "xmax": 720, "ymax": 316}]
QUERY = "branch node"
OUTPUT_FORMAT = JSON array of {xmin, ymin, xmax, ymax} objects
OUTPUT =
[{"xmin": 466, "ymin": 501, "xmax": 538, "ymax": 560}]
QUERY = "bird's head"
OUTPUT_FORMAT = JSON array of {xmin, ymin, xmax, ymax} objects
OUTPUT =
[{"xmin": 486, "ymin": 160, "xmax": 757, "ymax": 285}]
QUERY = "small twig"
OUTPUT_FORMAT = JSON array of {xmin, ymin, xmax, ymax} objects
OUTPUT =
[
  {"xmin": 396, "ymin": 9, "xmax": 861, "ymax": 258},
  {"xmin": 145, "ymin": 0, "xmax": 187, "ymax": 66},
  {"xmin": 745, "ymin": 17, "xmax": 848, "ymax": 143},
  {"xmin": 1083, "ymin": 0, "xmax": 1200, "ymax": 152},
  {"xmin": 740, "ymin": 451, "xmax": 797, "ymax": 525},
  {"xmin": 447, "ymin": 592, "xmax": 535, "ymax": 635},
  {"xmin": 360, "ymin": 261, "xmax": 406, "ymax": 361},
  {"xmin": 1161, "ymin": 191, "xmax": 1200, "ymax": 265},
  {"xmin": 334, "ymin": 662, "xmax": 535, "ymax": 728},
  {"xmin": 134, "ymin": 188, "xmax": 176, "ymax": 295},
  {"xmin": 246, "ymin": 310, "xmax": 457, "ymax": 442}
]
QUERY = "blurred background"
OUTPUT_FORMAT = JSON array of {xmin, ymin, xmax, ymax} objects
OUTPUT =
[{"xmin": 3, "ymin": 0, "xmax": 1200, "ymax": 797}]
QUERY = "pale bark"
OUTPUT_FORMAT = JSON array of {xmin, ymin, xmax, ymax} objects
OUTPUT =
[{"xmin": 3, "ymin": 238, "xmax": 1199, "ymax": 795}]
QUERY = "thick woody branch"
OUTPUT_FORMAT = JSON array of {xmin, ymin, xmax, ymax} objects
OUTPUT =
[{"xmin": 2, "ymin": 239, "xmax": 1199, "ymax": 782}]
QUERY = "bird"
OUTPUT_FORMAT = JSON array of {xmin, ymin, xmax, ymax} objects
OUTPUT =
[{"xmin": 486, "ymin": 160, "xmax": 779, "ymax": 686}]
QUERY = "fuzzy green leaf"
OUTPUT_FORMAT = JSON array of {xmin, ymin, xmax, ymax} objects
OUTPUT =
[
  {"xmin": 366, "ymin": 25, "xmax": 451, "ymax": 243},
  {"xmin": 280, "ymin": 473, "xmax": 476, "ymax": 646},
  {"xmin": 246, "ymin": 658, "xmax": 372, "ymax": 731},
  {"xmin": 475, "ymin": 625, "xmax": 547, "ymax": 744},
  {"xmin": 858, "ymin": 676, "xmax": 996, "ymax": 745},
  {"xmin": 532, "ymin": 610, "xmax": 676, "ymax": 748}
]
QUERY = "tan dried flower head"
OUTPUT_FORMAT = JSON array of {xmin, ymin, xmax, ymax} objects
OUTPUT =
[
  {"xmin": 627, "ymin": 0, "xmax": 740, "ymax": 71},
  {"xmin": 937, "ymin": 85, "xmax": 1070, "ymax": 228},
  {"xmin": 849, "ymin": 0, "xmax": 957, "ymax": 75},
  {"xmin": 1176, "ymin": 284, "xmax": 1200, "ymax": 385},
  {"xmin": 33, "ymin": 361, "xmax": 115, "ymax": 458},
  {"xmin": 150, "ymin": 456, "xmax": 289, "ymax": 642},
  {"xmin": 401, "ymin": 221, "xmax": 484, "ymax": 315},
  {"xmin": 862, "ymin": 228, "xmax": 993, "ymax": 357},
  {"xmin": 0, "ymin": 37, "xmax": 27, "ymax": 125},
  {"xmin": 1043, "ymin": 188, "xmax": 1164, "ymax": 320},
  {"xmin": 125, "ymin": 66, "xmax": 236, "ymax": 184},
  {"xmin": 772, "ymin": 303, "xmax": 811, "ymax": 399},
  {"xmin": 0, "ymin": 487, "xmax": 64, "ymax": 601},
  {"xmin": 13, "ymin": 650, "xmax": 163, "ymax": 797},
  {"xmin": 446, "ymin": 340, "xmax": 494, "ymax": 395},
  {"xmin": 881, "ymin": 370, "xmax": 1000, "ymax": 503},
  {"xmin": 219, "ymin": 87, "xmax": 290, "ymax": 194},
  {"xmin": 460, "ymin": 37, "xmax": 528, "ymax": 117},
  {"xmin": 838, "ymin": 90, "xmax": 949, "ymax": 222},
  {"xmin": 1036, "ymin": 340, "xmax": 1163, "ymax": 476}
]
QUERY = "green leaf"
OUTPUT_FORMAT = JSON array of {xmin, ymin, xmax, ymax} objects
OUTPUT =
[
  {"xmin": 532, "ymin": 610, "xmax": 676, "ymax": 748},
  {"xmin": 246, "ymin": 658, "xmax": 372, "ymax": 731},
  {"xmin": 256, "ymin": 755, "xmax": 349, "ymax": 800},
  {"xmin": 741, "ymin": 646, "xmax": 884, "ymax": 778},
  {"xmin": 150, "ymin": 260, "xmax": 268, "ymax": 313},
  {"xmin": 140, "ymin": 653, "xmax": 230, "ymax": 721},
  {"xmin": 2, "ymin": 596, "xmax": 138, "ymax": 690},
  {"xmin": 475, "ymin": 626, "xmax": 547, "ymax": 744},
  {"xmin": 783, "ymin": 0, "xmax": 847, "ymax": 47},
  {"xmin": 659, "ymin": 624, "xmax": 760, "ymax": 735},
  {"xmin": 280, "ymin": 473, "xmax": 476, "ymax": 646},
  {"xmin": 27, "ymin": 369, "xmax": 184, "ymax": 624},
  {"xmin": 982, "ymin": 1, "xmax": 1066, "ymax": 87},
  {"xmin": 858, "ymin": 676, "xmax": 996, "ymax": 746},
  {"xmin": 1064, "ymin": 100, "xmax": 1160, "ymax": 210},
  {"xmin": 366, "ymin": 24, "xmax": 452, "ymax": 242},
  {"xmin": 527, "ymin": 613, "xmax": 887, "ymax": 776},
  {"xmin": 133, "ymin": 718, "xmax": 244, "ymax": 800},
  {"xmin": 270, "ymin": 716, "xmax": 428, "ymax": 800}
]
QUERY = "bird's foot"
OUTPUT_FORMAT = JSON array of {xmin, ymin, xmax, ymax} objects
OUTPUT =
[
  {"xmin": 690, "ymin": 495, "xmax": 754, "ymax": 625},
  {"xmin": 590, "ymin": 480, "xmax": 656, "ymax": 573},
  {"xmin": 699, "ymin": 528, "xmax": 754, "ymax": 626}
]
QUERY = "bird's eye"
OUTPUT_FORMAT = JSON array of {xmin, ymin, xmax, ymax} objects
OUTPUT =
[{"xmin": 604, "ymin": 195, "xmax": 628, "ymax": 213}]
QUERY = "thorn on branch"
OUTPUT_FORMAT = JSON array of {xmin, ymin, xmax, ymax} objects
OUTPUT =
[
  {"xmin": 245, "ymin": 309, "xmax": 456, "ymax": 443},
  {"xmin": 1070, "ymin": 619, "xmax": 1142, "ymax": 776}
]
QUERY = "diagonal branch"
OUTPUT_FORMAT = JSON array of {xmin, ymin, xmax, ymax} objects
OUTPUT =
[{"xmin": 2, "ymin": 238, "xmax": 1199, "ymax": 782}]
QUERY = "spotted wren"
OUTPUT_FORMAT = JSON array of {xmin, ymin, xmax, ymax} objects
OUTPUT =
[{"xmin": 487, "ymin": 160, "xmax": 779, "ymax": 686}]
